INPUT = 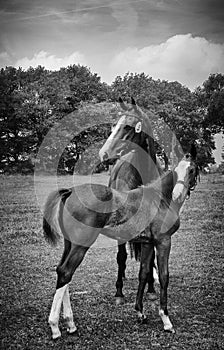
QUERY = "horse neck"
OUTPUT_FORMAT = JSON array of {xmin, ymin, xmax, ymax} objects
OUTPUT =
[
  {"xmin": 136, "ymin": 147, "xmax": 159, "ymax": 185},
  {"xmin": 128, "ymin": 132, "xmax": 159, "ymax": 184},
  {"xmin": 153, "ymin": 171, "xmax": 177, "ymax": 204},
  {"xmin": 109, "ymin": 147, "xmax": 159, "ymax": 191},
  {"xmin": 109, "ymin": 151, "xmax": 143, "ymax": 190}
]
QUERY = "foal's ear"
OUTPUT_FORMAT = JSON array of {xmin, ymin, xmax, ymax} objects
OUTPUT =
[
  {"xmin": 131, "ymin": 96, "xmax": 142, "ymax": 115},
  {"xmin": 190, "ymin": 143, "xmax": 197, "ymax": 160},
  {"xmin": 131, "ymin": 97, "xmax": 136, "ymax": 105},
  {"xmin": 118, "ymin": 97, "xmax": 129, "ymax": 111}
]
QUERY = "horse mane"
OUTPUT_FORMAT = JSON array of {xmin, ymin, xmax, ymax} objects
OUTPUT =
[{"xmin": 155, "ymin": 155, "xmax": 164, "ymax": 176}]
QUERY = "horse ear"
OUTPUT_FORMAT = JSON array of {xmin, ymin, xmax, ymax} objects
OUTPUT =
[
  {"xmin": 131, "ymin": 97, "xmax": 136, "ymax": 105},
  {"xmin": 131, "ymin": 96, "xmax": 140, "ymax": 114},
  {"xmin": 118, "ymin": 97, "xmax": 129, "ymax": 111},
  {"xmin": 190, "ymin": 143, "xmax": 197, "ymax": 160}
]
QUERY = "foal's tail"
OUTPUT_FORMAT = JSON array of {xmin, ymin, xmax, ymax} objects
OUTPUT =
[
  {"xmin": 129, "ymin": 241, "xmax": 142, "ymax": 261},
  {"xmin": 43, "ymin": 188, "xmax": 72, "ymax": 245}
]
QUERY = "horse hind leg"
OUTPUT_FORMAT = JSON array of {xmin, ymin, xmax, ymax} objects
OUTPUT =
[
  {"xmin": 135, "ymin": 242, "xmax": 154, "ymax": 323},
  {"xmin": 153, "ymin": 263, "xmax": 159, "ymax": 285},
  {"xmin": 152, "ymin": 248, "xmax": 159, "ymax": 285},
  {"xmin": 57, "ymin": 239, "xmax": 76, "ymax": 334},
  {"xmin": 146, "ymin": 247, "xmax": 156, "ymax": 296},
  {"xmin": 48, "ymin": 243, "xmax": 89, "ymax": 339},
  {"xmin": 48, "ymin": 284, "xmax": 68, "ymax": 339},
  {"xmin": 157, "ymin": 239, "xmax": 175, "ymax": 333},
  {"xmin": 115, "ymin": 243, "xmax": 127, "ymax": 305}
]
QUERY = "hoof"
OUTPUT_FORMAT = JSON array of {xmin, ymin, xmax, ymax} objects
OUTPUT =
[
  {"xmin": 49, "ymin": 321, "xmax": 61, "ymax": 340},
  {"xmin": 115, "ymin": 297, "xmax": 125, "ymax": 305},
  {"xmin": 52, "ymin": 331, "xmax": 61, "ymax": 340},
  {"xmin": 138, "ymin": 315, "xmax": 148, "ymax": 324},
  {"xmin": 147, "ymin": 292, "xmax": 157, "ymax": 301},
  {"xmin": 67, "ymin": 329, "xmax": 79, "ymax": 337},
  {"xmin": 66, "ymin": 324, "xmax": 78, "ymax": 335},
  {"xmin": 164, "ymin": 327, "xmax": 175, "ymax": 334}
]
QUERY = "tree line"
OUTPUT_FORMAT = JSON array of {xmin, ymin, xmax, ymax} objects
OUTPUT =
[{"xmin": 0, "ymin": 65, "xmax": 223, "ymax": 174}]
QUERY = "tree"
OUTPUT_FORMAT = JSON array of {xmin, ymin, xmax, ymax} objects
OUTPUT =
[
  {"xmin": 34, "ymin": 101, "xmax": 117, "ymax": 174},
  {"xmin": 0, "ymin": 65, "xmax": 111, "ymax": 173},
  {"xmin": 62, "ymin": 65, "xmax": 110, "ymax": 110},
  {"xmin": 196, "ymin": 73, "xmax": 224, "ymax": 133},
  {"xmin": 217, "ymin": 141, "xmax": 224, "ymax": 174},
  {"xmin": 0, "ymin": 66, "xmax": 38, "ymax": 173},
  {"xmin": 111, "ymin": 73, "xmax": 160, "ymax": 109}
]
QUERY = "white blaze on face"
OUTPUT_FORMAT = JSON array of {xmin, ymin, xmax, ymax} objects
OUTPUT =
[
  {"xmin": 99, "ymin": 115, "xmax": 126, "ymax": 161},
  {"xmin": 172, "ymin": 159, "xmax": 190, "ymax": 203}
]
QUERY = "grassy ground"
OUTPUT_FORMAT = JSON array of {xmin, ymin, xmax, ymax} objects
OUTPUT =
[{"xmin": 0, "ymin": 173, "xmax": 223, "ymax": 350}]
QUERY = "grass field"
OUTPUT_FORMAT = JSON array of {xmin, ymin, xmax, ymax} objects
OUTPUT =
[{"xmin": 0, "ymin": 173, "xmax": 223, "ymax": 350}]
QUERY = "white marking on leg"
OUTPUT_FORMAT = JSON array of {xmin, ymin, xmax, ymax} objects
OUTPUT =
[
  {"xmin": 137, "ymin": 310, "xmax": 143, "ymax": 318},
  {"xmin": 63, "ymin": 285, "xmax": 77, "ymax": 334},
  {"xmin": 159, "ymin": 309, "xmax": 175, "ymax": 333},
  {"xmin": 49, "ymin": 284, "xmax": 67, "ymax": 339},
  {"xmin": 153, "ymin": 248, "xmax": 159, "ymax": 284},
  {"xmin": 153, "ymin": 267, "xmax": 159, "ymax": 284},
  {"xmin": 137, "ymin": 310, "xmax": 147, "ymax": 322}
]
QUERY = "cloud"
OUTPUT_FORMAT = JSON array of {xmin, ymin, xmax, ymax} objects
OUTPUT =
[
  {"xmin": 110, "ymin": 34, "xmax": 224, "ymax": 89},
  {"xmin": 14, "ymin": 51, "xmax": 87, "ymax": 70},
  {"xmin": 0, "ymin": 52, "xmax": 11, "ymax": 67}
]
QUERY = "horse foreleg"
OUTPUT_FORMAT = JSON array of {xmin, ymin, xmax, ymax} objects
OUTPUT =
[
  {"xmin": 48, "ymin": 244, "xmax": 89, "ymax": 339},
  {"xmin": 157, "ymin": 238, "xmax": 175, "ymax": 333},
  {"xmin": 115, "ymin": 243, "xmax": 127, "ymax": 305},
  {"xmin": 135, "ymin": 243, "xmax": 154, "ymax": 323},
  {"xmin": 62, "ymin": 284, "xmax": 77, "ymax": 334}
]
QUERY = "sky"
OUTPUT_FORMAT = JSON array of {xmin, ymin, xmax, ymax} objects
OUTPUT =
[{"xmin": 0, "ymin": 0, "xmax": 224, "ymax": 162}]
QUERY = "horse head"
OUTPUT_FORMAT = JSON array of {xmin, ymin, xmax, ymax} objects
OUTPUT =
[
  {"xmin": 172, "ymin": 143, "xmax": 199, "ymax": 203},
  {"xmin": 99, "ymin": 97, "xmax": 155, "ymax": 164}
]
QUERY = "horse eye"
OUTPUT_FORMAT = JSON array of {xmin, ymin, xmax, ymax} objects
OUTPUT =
[{"xmin": 189, "ymin": 169, "xmax": 194, "ymax": 174}]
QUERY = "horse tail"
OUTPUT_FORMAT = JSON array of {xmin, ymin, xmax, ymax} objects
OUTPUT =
[
  {"xmin": 129, "ymin": 241, "xmax": 157, "ymax": 277},
  {"xmin": 128, "ymin": 241, "xmax": 142, "ymax": 261},
  {"xmin": 43, "ymin": 188, "xmax": 72, "ymax": 246}
]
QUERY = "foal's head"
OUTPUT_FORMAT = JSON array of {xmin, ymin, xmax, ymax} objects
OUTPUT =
[
  {"xmin": 172, "ymin": 144, "xmax": 199, "ymax": 203},
  {"xmin": 99, "ymin": 97, "xmax": 154, "ymax": 162}
]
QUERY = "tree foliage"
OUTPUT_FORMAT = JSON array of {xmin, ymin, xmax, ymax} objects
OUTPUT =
[
  {"xmin": 0, "ymin": 66, "xmax": 222, "ymax": 174},
  {"xmin": 196, "ymin": 73, "xmax": 224, "ymax": 133},
  {"xmin": 0, "ymin": 65, "xmax": 110, "ymax": 173}
]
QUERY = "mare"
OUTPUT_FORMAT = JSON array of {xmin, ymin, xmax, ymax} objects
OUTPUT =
[
  {"xmin": 43, "ymin": 143, "xmax": 199, "ymax": 338},
  {"xmin": 99, "ymin": 97, "xmax": 162, "ymax": 304}
]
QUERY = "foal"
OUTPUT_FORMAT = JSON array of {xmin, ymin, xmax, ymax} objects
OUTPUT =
[{"xmin": 43, "ymin": 144, "xmax": 198, "ymax": 338}]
